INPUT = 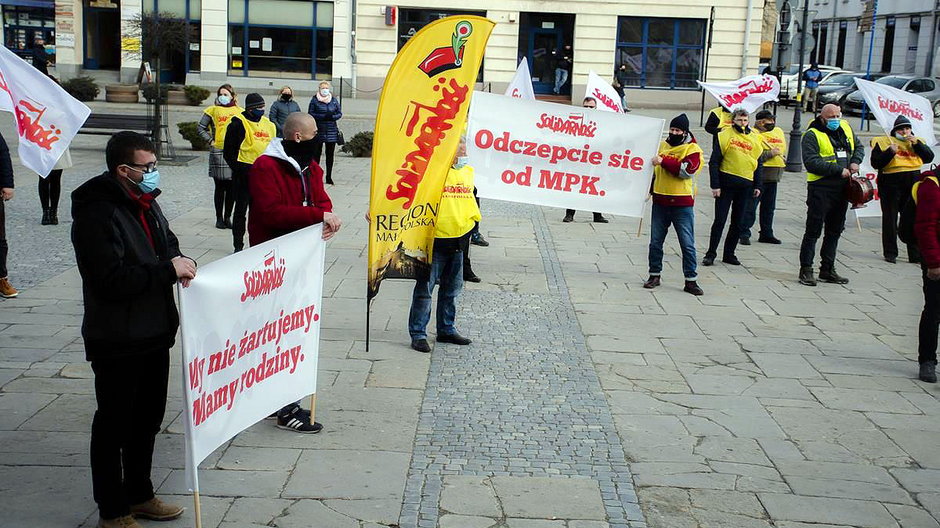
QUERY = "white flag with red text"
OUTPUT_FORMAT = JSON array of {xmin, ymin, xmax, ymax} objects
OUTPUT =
[
  {"xmin": 0, "ymin": 45, "xmax": 90, "ymax": 177},
  {"xmin": 178, "ymin": 224, "xmax": 326, "ymax": 490},
  {"xmin": 505, "ymin": 57, "xmax": 536, "ymax": 100},
  {"xmin": 697, "ymin": 75, "xmax": 780, "ymax": 114},
  {"xmin": 585, "ymin": 70, "xmax": 624, "ymax": 113},
  {"xmin": 853, "ymin": 77, "xmax": 937, "ymax": 146}
]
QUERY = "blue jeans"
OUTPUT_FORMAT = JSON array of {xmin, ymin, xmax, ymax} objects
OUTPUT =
[
  {"xmin": 554, "ymin": 68, "xmax": 569, "ymax": 94},
  {"xmin": 408, "ymin": 246, "xmax": 464, "ymax": 340},
  {"xmin": 649, "ymin": 204, "xmax": 697, "ymax": 280},
  {"xmin": 740, "ymin": 181, "xmax": 778, "ymax": 240}
]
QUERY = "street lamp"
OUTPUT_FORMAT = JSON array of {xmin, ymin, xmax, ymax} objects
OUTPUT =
[{"xmin": 784, "ymin": 0, "xmax": 810, "ymax": 172}]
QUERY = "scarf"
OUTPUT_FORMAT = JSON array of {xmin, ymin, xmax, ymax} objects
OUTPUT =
[
  {"xmin": 129, "ymin": 191, "xmax": 157, "ymax": 249},
  {"xmin": 315, "ymin": 92, "xmax": 332, "ymax": 104}
]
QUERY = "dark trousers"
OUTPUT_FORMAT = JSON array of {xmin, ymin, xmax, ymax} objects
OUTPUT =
[
  {"xmin": 879, "ymin": 172, "xmax": 921, "ymax": 262},
  {"xmin": 920, "ymin": 268, "xmax": 940, "ymax": 365},
  {"xmin": 213, "ymin": 179, "xmax": 234, "ymax": 222},
  {"xmin": 0, "ymin": 197, "xmax": 7, "ymax": 278},
  {"xmin": 460, "ymin": 232, "xmax": 474, "ymax": 277},
  {"xmin": 565, "ymin": 209, "xmax": 604, "ymax": 220},
  {"xmin": 706, "ymin": 186, "xmax": 750, "ymax": 259},
  {"xmin": 799, "ymin": 183, "xmax": 848, "ymax": 269},
  {"xmin": 90, "ymin": 350, "xmax": 169, "ymax": 519},
  {"xmin": 741, "ymin": 181, "xmax": 778, "ymax": 240},
  {"xmin": 313, "ymin": 141, "xmax": 336, "ymax": 183},
  {"xmin": 38, "ymin": 169, "xmax": 63, "ymax": 212},
  {"xmin": 232, "ymin": 171, "xmax": 250, "ymax": 250}
]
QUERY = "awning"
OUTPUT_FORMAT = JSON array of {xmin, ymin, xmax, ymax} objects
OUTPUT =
[{"xmin": 0, "ymin": 0, "xmax": 55, "ymax": 8}]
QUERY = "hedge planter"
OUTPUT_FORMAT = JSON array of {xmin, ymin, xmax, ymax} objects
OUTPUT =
[
  {"xmin": 105, "ymin": 84, "xmax": 139, "ymax": 103},
  {"xmin": 167, "ymin": 89, "xmax": 188, "ymax": 106}
]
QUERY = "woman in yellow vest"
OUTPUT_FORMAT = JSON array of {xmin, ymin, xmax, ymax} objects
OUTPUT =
[
  {"xmin": 222, "ymin": 93, "xmax": 276, "ymax": 252},
  {"xmin": 740, "ymin": 109, "xmax": 786, "ymax": 245},
  {"xmin": 197, "ymin": 84, "xmax": 243, "ymax": 229},
  {"xmin": 871, "ymin": 115, "xmax": 935, "ymax": 263},
  {"xmin": 645, "ymin": 114, "xmax": 705, "ymax": 296},
  {"xmin": 408, "ymin": 136, "xmax": 481, "ymax": 353},
  {"xmin": 704, "ymin": 108, "xmax": 763, "ymax": 267}
]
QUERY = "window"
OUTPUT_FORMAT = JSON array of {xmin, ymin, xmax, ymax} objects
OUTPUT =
[
  {"xmin": 881, "ymin": 16, "xmax": 895, "ymax": 72},
  {"xmin": 142, "ymin": 0, "xmax": 202, "ymax": 75},
  {"xmin": 398, "ymin": 8, "xmax": 485, "ymax": 82},
  {"xmin": 229, "ymin": 0, "xmax": 333, "ymax": 79},
  {"xmin": 908, "ymin": 79, "xmax": 933, "ymax": 93},
  {"xmin": 615, "ymin": 17, "xmax": 705, "ymax": 89},
  {"xmin": 2, "ymin": 5, "xmax": 55, "ymax": 61},
  {"xmin": 835, "ymin": 21, "xmax": 847, "ymax": 68}
]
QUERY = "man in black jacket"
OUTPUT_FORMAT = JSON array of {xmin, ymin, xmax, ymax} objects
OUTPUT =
[
  {"xmin": 71, "ymin": 132, "xmax": 196, "ymax": 528},
  {"xmin": 0, "ymin": 131, "xmax": 16, "ymax": 298}
]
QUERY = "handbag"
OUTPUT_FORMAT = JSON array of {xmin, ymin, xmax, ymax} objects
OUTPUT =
[{"xmin": 337, "ymin": 130, "xmax": 345, "ymax": 146}]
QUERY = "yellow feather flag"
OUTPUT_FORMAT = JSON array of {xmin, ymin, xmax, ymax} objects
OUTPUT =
[{"xmin": 367, "ymin": 16, "xmax": 494, "ymax": 299}]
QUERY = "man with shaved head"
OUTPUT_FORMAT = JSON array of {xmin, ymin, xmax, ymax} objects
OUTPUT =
[
  {"xmin": 798, "ymin": 103, "xmax": 864, "ymax": 286},
  {"xmin": 248, "ymin": 111, "xmax": 342, "ymax": 433}
]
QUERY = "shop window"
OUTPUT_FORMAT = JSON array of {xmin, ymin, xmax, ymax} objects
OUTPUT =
[
  {"xmin": 616, "ymin": 16, "xmax": 705, "ymax": 89},
  {"xmin": 3, "ymin": 5, "xmax": 55, "ymax": 61},
  {"xmin": 141, "ymin": 0, "xmax": 202, "ymax": 75},
  {"xmin": 228, "ymin": 0, "xmax": 333, "ymax": 79},
  {"xmin": 398, "ymin": 8, "xmax": 485, "ymax": 82}
]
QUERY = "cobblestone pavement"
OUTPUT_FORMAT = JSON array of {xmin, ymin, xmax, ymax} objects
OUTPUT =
[{"xmin": 0, "ymin": 104, "xmax": 939, "ymax": 528}]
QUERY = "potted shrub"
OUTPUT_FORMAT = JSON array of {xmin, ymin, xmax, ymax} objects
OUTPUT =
[
  {"xmin": 340, "ymin": 131, "xmax": 374, "ymax": 157},
  {"xmin": 105, "ymin": 83, "xmax": 139, "ymax": 103},
  {"xmin": 177, "ymin": 121, "xmax": 209, "ymax": 150},
  {"xmin": 61, "ymin": 76, "xmax": 100, "ymax": 102},
  {"xmin": 141, "ymin": 83, "xmax": 169, "ymax": 103},
  {"xmin": 184, "ymin": 85, "xmax": 211, "ymax": 106}
]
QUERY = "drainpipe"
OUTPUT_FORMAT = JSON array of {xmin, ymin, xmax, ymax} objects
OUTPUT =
[{"xmin": 742, "ymin": 0, "xmax": 756, "ymax": 75}]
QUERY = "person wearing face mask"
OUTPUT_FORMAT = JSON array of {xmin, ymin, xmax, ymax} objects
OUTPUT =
[
  {"xmin": 703, "ymin": 108, "xmax": 763, "ymax": 267},
  {"xmin": 704, "ymin": 103, "xmax": 733, "ymax": 136},
  {"xmin": 198, "ymin": 84, "xmax": 242, "ymax": 229},
  {"xmin": 798, "ymin": 103, "xmax": 864, "ymax": 286},
  {"xmin": 308, "ymin": 81, "xmax": 343, "ymax": 185},
  {"xmin": 247, "ymin": 112, "xmax": 341, "ymax": 432},
  {"xmin": 740, "ymin": 109, "xmax": 786, "ymax": 245},
  {"xmin": 408, "ymin": 135, "xmax": 481, "ymax": 353},
  {"xmin": 564, "ymin": 97, "xmax": 608, "ymax": 223},
  {"xmin": 269, "ymin": 85, "xmax": 301, "ymax": 138},
  {"xmin": 870, "ymin": 115, "xmax": 935, "ymax": 263},
  {"xmin": 223, "ymin": 92, "xmax": 276, "ymax": 252},
  {"xmin": 71, "ymin": 132, "xmax": 196, "ymax": 528},
  {"xmin": 645, "ymin": 114, "xmax": 704, "ymax": 295}
]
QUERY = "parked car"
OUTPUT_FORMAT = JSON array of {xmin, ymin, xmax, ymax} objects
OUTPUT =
[
  {"xmin": 843, "ymin": 75, "xmax": 940, "ymax": 118},
  {"xmin": 816, "ymin": 72, "xmax": 885, "ymax": 108},
  {"xmin": 779, "ymin": 64, "xmax": 843, "ymax": 102}
]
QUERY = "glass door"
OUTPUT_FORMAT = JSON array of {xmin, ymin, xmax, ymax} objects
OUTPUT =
[{"xmin": 529, "ymin": 29, "xmax": 561, "ymax": 94}]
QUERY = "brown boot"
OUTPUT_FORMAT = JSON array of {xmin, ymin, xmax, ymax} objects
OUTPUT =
[
  {"xmin": 130, "ymin": 497, "xmax": 184, "ymax": 521},
  {"xmin": 97, "ymin": 515, "xmax": 142, "ymax": 528}
]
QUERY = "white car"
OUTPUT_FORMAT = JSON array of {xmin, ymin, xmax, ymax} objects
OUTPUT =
[{"xmin": 779, "ymin": 64, "xmax": 844, "ymax": 101}]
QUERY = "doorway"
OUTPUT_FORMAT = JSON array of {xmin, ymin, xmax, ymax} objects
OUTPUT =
[
  {"xmin": 518, "ymin": 13, "xmax": 575, "ymax": 95},
  {"xmin": 83, "ymin": 1, "xmax": 121, "ymax": 70}
]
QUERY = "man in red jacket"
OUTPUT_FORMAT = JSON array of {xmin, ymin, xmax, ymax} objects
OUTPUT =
[
  {"xmin": 914, "ymin": 173, "xmax": 940, "ymax": 383},
  {"xmin": 248, "ymin": 112, "xmax": 342, "ymax": 431}
]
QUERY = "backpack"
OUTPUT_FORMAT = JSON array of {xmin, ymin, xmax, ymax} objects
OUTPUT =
[{"xmin": 898, "ymin": 166, "xmax": 938, "ymax": 245}]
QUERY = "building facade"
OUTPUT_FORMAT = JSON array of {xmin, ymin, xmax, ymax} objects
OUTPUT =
[{"xmin": 3, "ymin": 0, "xmax": 765, "ymax": 99}]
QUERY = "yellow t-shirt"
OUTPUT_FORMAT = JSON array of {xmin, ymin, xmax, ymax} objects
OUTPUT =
[{"xmin": 435, "ymin": 165, "xmax": 482, "ymax": 239}]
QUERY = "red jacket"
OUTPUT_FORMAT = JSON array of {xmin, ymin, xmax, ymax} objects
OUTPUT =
[
  {"xmin": 247, "ymin": 140, "xmax": 333, "ymax": 246},
  {"xmin": 915, "ymin": 175, "xmax": 940, "ymax": 269}
]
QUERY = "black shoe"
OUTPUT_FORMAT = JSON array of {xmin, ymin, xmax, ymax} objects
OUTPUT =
[
  {"xmin": 758, "ymin": 235, "xmax": 781, "ymax": 244},
  {"xmin": 910, "ymin": 256, "xmax": 922, "ymax": 264},
  {"xmin": 722, "ymin": 255, "xmax": 741, "ymax": 266},
  {"xmin": 739, "ymin": 237, "xmax": 751, "ymax": 246},
  {"xmin": 593, "ymin": 214, "xmax": 609, "ymax": 223},
  {"xmin": 233, "ymin": 246, "xmax": 243, "ymax": 254},
  {"xmin": 224, "ymin": 218, "xmax": 233, "ymax": 229},
  {"xmin": 437, "ymin": 333, "xmax": 472, "ymax": 345},
  {"xmin": 885, "ymin": 256, "xmax": 897, "ymax": 264},
  {"xmin": 683, "ymin": 281, "xmax": 704, "ymax": 296},
  {"xmin": 50, "ymin": 211, "xmax": 58, "ymax": 225},
  {"xmin": 464, "ymin": 274, "xmax": 482, "ymax": 283},
  {"xmin": 562, "ymin": 214, "xmax": 574, "ymax": 223},
  {"xmin": 215, "ymin": 219, "xmax": 226, "ymax": 229},
  {"xmin": 919, "ymin": 361, "xmax": 937, "ymax": 383},
  {"xmin": 799, "ymin": 267, "xmax": 817, "ymax": 286},
  {"xmin": 271, "ymin": 404, "xmax": 310, "ymax": 421},
  {"xmin": 702, "ymin": 255, "xmax": 715, "ymax": 266},
  {"xmin": 276, "ymin": 406, "xmax": 322, "ymax": 434},
  {"xmin": 411, "ymin": 338, "xmax": 431, "ymax": 353},
  {"xmin": 326, "ymin": 178, "xmax": 334, "ymax": 185},
  {"xmin": 40, "ymin": 209, "xmax": 50, "ymax": 225},
  {"xmin": 819, "ymin": 268, "xmax": 849, "ymax": 284},
  {"xmin": 471, "ymin": 233, "xmax": 489, "ymax": 247},
  {"xmin": 643, "ymin": 276, "xmax": 661, "ymax": 289}
]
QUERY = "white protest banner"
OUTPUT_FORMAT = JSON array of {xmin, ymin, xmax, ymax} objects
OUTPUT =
[
  {"xmin": 466, "ymin": 91, "xmax": 664, "ymax": 217},
  {"xmin": 178, "ymin": 224, "xmax": 326, "ymax": 490},
  {"xmin": 0, "ymin": 45, "xmax": 90, "ymax": 177},
  {"xmin": 697, "ymin": 74, "xmax": 780, "ymax": 114},
  {"xmin": 856, "ymin": 145, "xmax": 940, "ymax": 219},
  {"xmin": 585, "ymin": 70, "xmax": 624, "ymax": 113},
  {"xmin": 853, "ymin": 77, "xmax": 937, "ymax": 146},
  {"xmin": 505, "ymin": 57, "xmax": 535, "ymax": 100}
]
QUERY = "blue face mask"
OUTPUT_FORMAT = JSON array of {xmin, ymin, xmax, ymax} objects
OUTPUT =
[
  {"xmin": 217, "ymin": 95, "xmax": 232, "ymax": 106},
  {"xmin": 249, "ymin": 108, "xmax": 265, "ymax": 119},
  {"xmin": 826, "ymin": 118, "xmax": 841, "ymax": 131},
  {"xmin": 125, "ymin": 168, "xmax": 160, "ymax": 194},
  {"xmin": 453, "ymin": 156, "xmax": 469, "ymax": 169}
]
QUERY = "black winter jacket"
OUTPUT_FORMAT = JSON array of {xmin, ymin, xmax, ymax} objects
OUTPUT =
[{"xmin": 71, "ymin": 172, "xmax": 186, "ymax": 360}]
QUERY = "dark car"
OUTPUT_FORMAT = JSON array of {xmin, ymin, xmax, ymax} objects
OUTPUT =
[
  {"xmin": 843, "ymin": 75, "xmax": 940, "ymax": 117},
  {"xmin": 816, "ymin": 72, "xmax": 885, "ymax": 108}
]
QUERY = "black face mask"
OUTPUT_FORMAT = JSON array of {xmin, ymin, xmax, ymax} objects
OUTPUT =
[
  {"xmin": 280, "ymin": 93, "xmax": 292, "ymax": 102},
  {"xmin": 666, "ymin": 133, "xmax": 686, "ymax": 146},
  {"xmin": 283, "ymin": 137, "xmax": 318, "ymax": 165},
  {"xmin": 762, "ymin": 123, "xmax": 775, "ymax": 131}
]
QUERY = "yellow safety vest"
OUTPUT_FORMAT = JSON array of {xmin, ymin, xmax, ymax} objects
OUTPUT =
[
  {"xmin": 805, "ymin": 120, "xmax": 855, "ymax": 182},
  {"xmin": 653, "ymin": 140, "xmax": 703, "ymax": 197},
  {"xmin": 759, "ymin": 126, "xmax": 787, "ymax": 168},
  {"xmin": 435, "ymin": 165, "xmax": 482, "ymax": 239},
  {"xmin": 913, "ymin": 176, "xmax": 940, "ymax": 204},
  {"xmin": 709, "ymin": 107, "xmax": 733, "ymax": 131},
  {"xmin": 871, "ymin": 136, "xmax": 927, "ymax": 174},
  {"xmin": 232, "ymin": 114, "xmax": 276, "ymax": 165},
  {"xmin": 717, "ymin": 128, "xmax": 763, "ymax": 181},
  {"xmin": 203, "ymin": 104, "xmax": 243, "ymax": 149}
]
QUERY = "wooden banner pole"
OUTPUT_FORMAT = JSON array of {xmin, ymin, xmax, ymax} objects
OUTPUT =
[
  {"xmin": 309, "ymin": 393, "xmax": 317, "ymax": 424},
  {"xmin": 193, "ymin": 491, "xmax": 203, "ymax": 528}
]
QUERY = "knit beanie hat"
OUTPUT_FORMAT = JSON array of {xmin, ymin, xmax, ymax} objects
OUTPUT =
[
  {"xmin": 245, "ymin": 93, "xmax": 265, "ymax": 110},
  {"xmin": 891, "ymin": 115, "xmax": 912, "ymax": 134},
  {"xmin": 754, "ymin": 109, "xmax": 775, "ymax": 122},
  {"xmin": 669, "ymin": 113, "xmax": 690, "ymax": 133}
]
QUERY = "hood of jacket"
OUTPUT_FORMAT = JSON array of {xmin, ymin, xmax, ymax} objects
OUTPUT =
[
  {"xmin": 260, "ymin": 138, "xmax": 304, "ymax": 174},
  {"xmin": 71, "ymin": 171, "xmax": 162, "ymax": 216}
]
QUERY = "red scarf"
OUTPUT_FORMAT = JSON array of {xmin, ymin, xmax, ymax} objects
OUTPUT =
[{"xmin": 130, "ymin": 191, "xmax": 157, "ymax": 249}]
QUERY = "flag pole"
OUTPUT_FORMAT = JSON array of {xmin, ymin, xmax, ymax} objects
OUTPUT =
[
  {"xmin": 308, "ymin": 393, "xmax": 317, "ymax": 423},
  {"xmin": 365, "ymin": 297, "xmax": 371, "ymax": 352},
  {"xmin": 177, "ymin": 283, "xmax": 202, "ymax": 528},
  {"xmin": 192, "ymin": 491, "xmax": 203, "ymax": 528}
]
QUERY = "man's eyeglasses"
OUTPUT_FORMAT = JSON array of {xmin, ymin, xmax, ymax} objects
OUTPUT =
[{"xmin": 124, "ymin": 162, "xmax": 158, "ymax": 173}]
